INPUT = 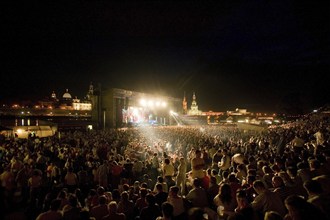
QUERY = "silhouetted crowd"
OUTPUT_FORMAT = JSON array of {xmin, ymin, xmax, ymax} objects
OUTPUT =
[{"xmin": 1, "ymin": 112, "xmax": 330, "ymax": 220}]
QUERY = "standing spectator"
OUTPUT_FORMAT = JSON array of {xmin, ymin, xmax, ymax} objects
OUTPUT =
[
  {"xmin": 132, "ymin": 159, "xmax": 144, "ymax": 181},
  {"xmin": 154, "ymin": 183, "xmax": 169, "ymax": 207},
  {"xmin": 176, "ymin": 157, "xmax": 187, "ymax": 195},
  {"xmin": 156, "ymin": 202, "xmax": 174, "ymax": 220},
  {"xmin": 62, "ymin": 194, "xmax": 81, "ymax": 220},
  {"xmin": 206, "ymin": 176, "xmax": 219, "ymax": 210},
  {"xmin": 90, "ymin": 195, "xmax": 109, "ymax": 220},
  {"xmin": 191, "ymin": 150, "xmax": 205, "ymax": 181},
  {"xmin": 117, "ymin": 191, "xmax": 134, "ymax": 220},
  {"xmin": 212, "ymin": 150, "xmax": 222, "ymax": 172},
  {"xmin": 28, "ymin": 169, "xmax": 43, "ymax": 206},
  {"xmin": 167, "ymin": 186, "xmax": 186, "ymax": 219},
  {"xmin": 163, "ymin": 158, "xmax": 175, "ymax": 188},
  {"xmin": 134, "ymin": 188, "xmax": 148, "ymax": 217},
  {"xmin": 151, "ymin": 153, "xmax": 160, "ymax": 179},
  {"xmin": 153, "ymin": 176, "xmax": 168, "ymax": 193},
  {"xmin": 139, "ymin": 193, "xmax": 162, "ymax": 220},
  {"xmin": 185, "ymin": 178, "xmax": 209, "ymax": 208},
  {"xmin": 98, "ymin": 160, "xmax": 109, "ymax": 189},
  {"xmin": 102, "ymin": 201, "xmax": 126, "ymax": 220},
  {"xmin": 64, "ymin": 167, "xmax": 78, "ymax": 193},
  {"xmin": 111, "ymin": 161, "xmax": 123, "ymax": 189},
  {"xmin": 218, "ymin": 149, "xmax": 231, "ymax": 175}
]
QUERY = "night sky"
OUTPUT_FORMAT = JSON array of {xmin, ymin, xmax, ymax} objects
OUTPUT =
[{"xmin": 1, "ymin": 1, "xmax": 329, "ymax": 113}]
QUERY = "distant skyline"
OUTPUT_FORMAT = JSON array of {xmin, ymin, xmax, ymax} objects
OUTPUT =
[{"xmin": 1, "ymin": 1, "xmax": 329, "ymax": 113}]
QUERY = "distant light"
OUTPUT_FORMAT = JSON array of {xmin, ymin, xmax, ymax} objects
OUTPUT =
[
  {"xmin": 16, "ymin": 129, "xmax": 23, "ymax": 134},
  {"xmin": 237, "ymin": 120, "xmax": 245, "ymax": 123},
  {"xmin": 265, "ymin": 120, "xmax": 272, "ymax": 124},
  {"xmin": 87, "ymin": 125, "xmax": 93, "ymax": 130},
  {"xmin": 313, "ymin": 109, "xmax": 318, "ymax": 113}
]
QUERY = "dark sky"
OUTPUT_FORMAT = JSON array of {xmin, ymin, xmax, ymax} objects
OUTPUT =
[{"xmin": 1, "ymin": 1, "xmax": 330, "ymax": 113}]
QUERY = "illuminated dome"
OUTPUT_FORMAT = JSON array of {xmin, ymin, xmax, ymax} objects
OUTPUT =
[{"xmin": 62, "ymin": 89, "xmax": 72, "ymax": 99}]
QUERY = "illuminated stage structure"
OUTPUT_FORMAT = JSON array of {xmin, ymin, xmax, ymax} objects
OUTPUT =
[{"xmin": 94, "ymin": 88, "xmax": 182, "ymax": 128}]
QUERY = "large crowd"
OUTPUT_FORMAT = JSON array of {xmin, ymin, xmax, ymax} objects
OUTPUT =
[{"xmin": 0, "ymin": 112, "xmax": 330, "ymax": 220}]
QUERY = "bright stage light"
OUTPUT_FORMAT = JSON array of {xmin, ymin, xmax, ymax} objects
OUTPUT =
[
  {"xmin": 161, "ymin": 102, "xmax": 167, "ymax": 107},
  {"xmin": 148, "ymin": 100, "xmax": 154, "ymax": 107},
  {"xmin": 169, "ymin": 110, "xmax": 178, "ymax": 116},
  {"xmin": 140, "ymin": 99, "xmax": 147, "ymax": 107},
  {"xmin": 133, "ymin": 108, "xmax": 139, "ymax": 115}
]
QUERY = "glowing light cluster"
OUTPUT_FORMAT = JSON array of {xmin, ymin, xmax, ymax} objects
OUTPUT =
[{"xmin": 139, "ymin": 99, "xmax": 167, "ymax": 108}]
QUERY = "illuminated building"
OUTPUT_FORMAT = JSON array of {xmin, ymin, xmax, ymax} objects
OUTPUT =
[{"xmin": 187, "ymin": 92, "xmax": 202, "ymax": 115}]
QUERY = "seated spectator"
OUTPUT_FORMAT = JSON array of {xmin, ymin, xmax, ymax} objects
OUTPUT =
[
  {"xmin": 272, "ymin": 176, "xmax": 295, "ymax": 203},
  {"xmin": 252, "ymin": 180, "xmax": 286, "ymax": 218},
  {"xmin": 233, "ymin": 190, "xmax": 259, "ymax": 220},
  {"xmin": 303, "ymin": 179, "xmax": 330, "ymax": 219},
  {"xmin": 213, "ymin": 183, "xmax": 237, "ymax": 219},
  {"xmin": 284, "ymin": 195, "xmax": 324, "ymax": 220},
  {"xmin": 264, "ymin": 211, "xmax": 283, "ymax": 220}
]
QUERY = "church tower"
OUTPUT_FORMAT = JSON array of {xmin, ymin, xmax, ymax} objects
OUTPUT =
[
  {"xmin": 188, "ymin": 92, "xmax": 202, "ymax": 115},
  {"xmin": 86, "ymin": 82, "xmax": 94, "ymax": 100},
  {"xmin": 183, "ymin": 91, "xmax": 187, "ymax": 115},
  {"xmin": 191, "ymin": 92, "xmax": 198, "ymax": 112},
  {"xmin": 51, "ymin": 91, "xmax": 57, "ymax": 100}
]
